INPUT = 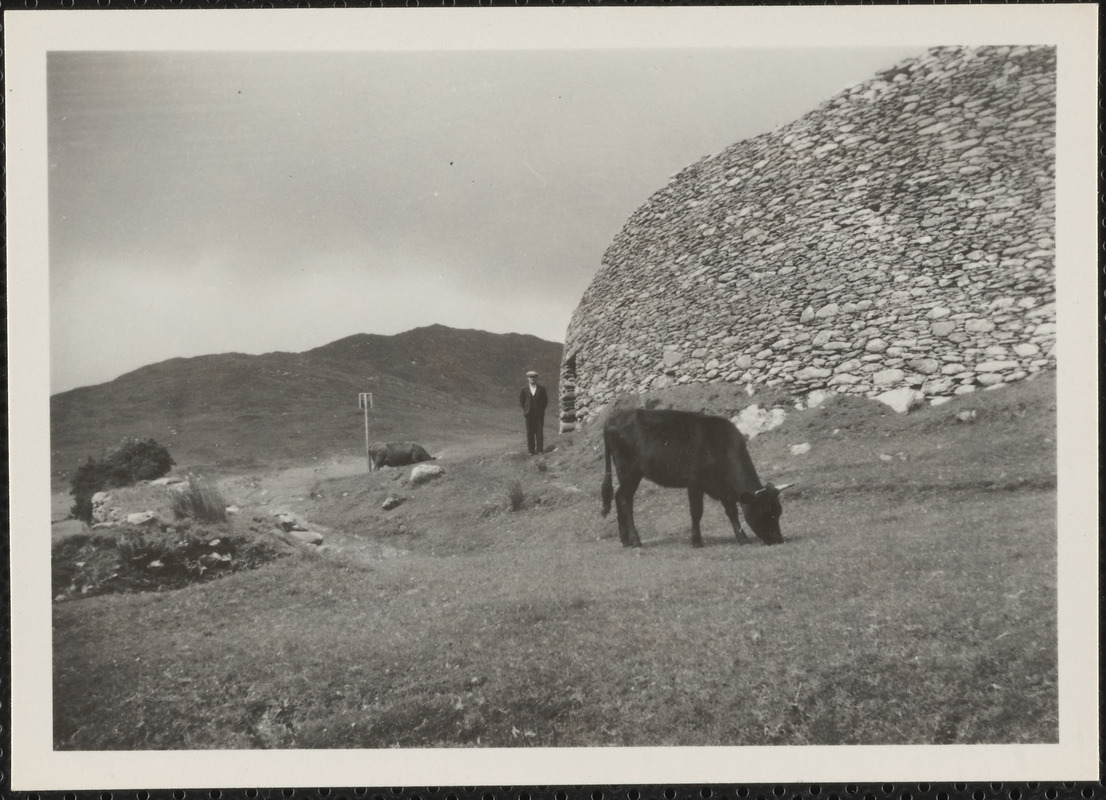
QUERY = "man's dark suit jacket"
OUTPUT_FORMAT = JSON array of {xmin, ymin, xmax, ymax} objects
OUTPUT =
[{"xmin": 520, "ymin": 384, "xmax": 549, "ymax": 417}]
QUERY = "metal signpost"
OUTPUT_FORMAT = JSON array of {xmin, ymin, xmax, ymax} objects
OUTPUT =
[{"xmin": 358, "ymin": 392, "xmax": 373, "ymax": 473}]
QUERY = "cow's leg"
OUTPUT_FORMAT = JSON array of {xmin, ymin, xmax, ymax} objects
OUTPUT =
[
  {"xmin": 611, "ymin": 470, "xmax": 632, "ymax": 546},
  {"xmin": 613, "ymin": 485, "xmax": 630, "ymax": 546},
  {"xmin": 721, "ymin": 496, "xmax": 752, "ymax": 544},
  {"xmin": 687, "ymin": 487, "xmax": 705, "ymax": 548},
  {"xmin": 615, "ymin": 474, "xmax": 643, "ymax": 548}
]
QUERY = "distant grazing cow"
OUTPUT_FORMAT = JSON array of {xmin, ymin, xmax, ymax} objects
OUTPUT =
[
  {"xmin": 600, "ymin": 408, "xmax": 792, "ymax": 548},
  {"xmin": 368, "ymin": 442, "xmax": 435, "ymax": 471}
]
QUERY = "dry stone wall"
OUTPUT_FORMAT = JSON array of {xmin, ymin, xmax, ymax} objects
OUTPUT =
[{"xmin": 560, "ymin": 46, "xmax": 1055, "ymax": 431}]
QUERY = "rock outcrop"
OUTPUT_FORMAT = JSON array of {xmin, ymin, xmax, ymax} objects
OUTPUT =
[
  {"xmin": 272, "ymin": 510, "xmax": 324, "ymax": 545},
  {"xmin": 560, "ymin": 46, "xmax": 1055, "ymax": 430},
  {"xmin": 90, "ymin": 481, "xmax": 185, "ymax": 528},
  {"xmin": 409, "ymin": 463, "xmax": 446, "ymax": 486}
]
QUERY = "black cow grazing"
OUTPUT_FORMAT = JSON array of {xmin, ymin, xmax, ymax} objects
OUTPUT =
[
  {"xmin": 600, "ymin": 408, "xmax": 792, "ymax": 548},
  {"xmin": 368, "ymin": 442, "xmax": 435, "ymax": 471}
]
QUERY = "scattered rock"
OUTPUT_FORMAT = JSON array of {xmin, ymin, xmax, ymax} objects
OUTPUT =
[
  {"xmin": 875, "ymin": 387, "xmax": 926, "ymax": 414},
  {"xmin": 125, "ymin": 511, "xmax": 159, "ymax": 526},
  {"xmin": 790, "ymin": 442, "xmax": 812, "ymax": 456},
  {"xmin": 145, "ymin": 477, "xmax": 185, "ymax": 487},
  {"xmin": 382, "ymin": 496, "xmax": 403, "ymax": 511},
  {"xmin": 806, "ymin": 389, "xmax": 833, "ymax": 409},
  {"xmin": 273, "ymin": 511, "xmax": 309, "ymax": 532},
  {"xmin": 90, "ymin": 492, "xmax": 114, "ymax": 526},
  {"xmin": 732, "ymin": 405, "xmax": 787, "ymax": 439},
  {"xmin": 922, "ymin": 377, "xmax": 956, "ymax": 395},
  {"xmin": 288, "ymin": 529, "xmax": 324, "ymax": 546},
  {"xmin": 409, "ymin": 464, "xmax": 446, "ymax": 486}
]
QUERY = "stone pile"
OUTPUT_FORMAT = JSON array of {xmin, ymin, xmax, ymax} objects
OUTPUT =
[
  {"xmin": 89, "ymin": 479, "xmax": 186, "ymax": 528},
  {"xmin": 560, "ymin": 46, "xmax": 1055, "ymax": 429},
  {"xmin": 272, "ymin": 510, "xmax": 324, "ymax": 546}
]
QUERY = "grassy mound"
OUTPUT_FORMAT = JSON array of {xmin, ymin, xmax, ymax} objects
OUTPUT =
[{"xmin": 52, "ymin": 516, "xmax": 294, "ymax": 600}]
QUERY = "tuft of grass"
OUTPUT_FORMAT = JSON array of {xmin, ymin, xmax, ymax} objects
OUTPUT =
[
  {"xmin": 170, "ymin": 474, "xmax": 228, "ymax": 523},
  {"xmin": 507, "ymin": 478, "xmax": 525, "ymax": 512}
]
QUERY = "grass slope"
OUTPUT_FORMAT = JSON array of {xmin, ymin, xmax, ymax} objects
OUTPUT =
[{"xmin": 52, "ymin": 373, "xmax": 1057, "ymax": 749}]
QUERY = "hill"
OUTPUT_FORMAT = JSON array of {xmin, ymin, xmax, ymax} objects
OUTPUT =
[
  {"xmin": 307, "ymin": 325, "xmax": 560, "ymax": 406},
  {"xmin": 50, "ymin": 325, "xmax": 562, "ymax": 488}
]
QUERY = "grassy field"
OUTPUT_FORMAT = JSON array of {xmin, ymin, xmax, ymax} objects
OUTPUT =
[{"xmin": 52, "ymin": 374, "xmax": 1058, "ymax": 749}]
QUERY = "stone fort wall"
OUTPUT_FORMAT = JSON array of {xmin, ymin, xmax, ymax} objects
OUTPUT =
[{"xmin": 559, "ymin": 46, "xmax": 1055, "ymax": 431}]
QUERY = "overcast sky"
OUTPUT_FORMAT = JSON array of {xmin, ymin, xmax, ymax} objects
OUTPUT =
[{"xmin": 49, "ymin": 46, "xmax": 924, "ymax": 393}]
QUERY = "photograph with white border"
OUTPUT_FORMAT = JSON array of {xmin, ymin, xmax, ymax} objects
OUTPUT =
[{"xmin": 5, "ymin": 4, "xmax": 1100, "ymax": 791}]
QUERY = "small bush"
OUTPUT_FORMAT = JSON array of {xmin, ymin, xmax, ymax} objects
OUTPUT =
[
  {"xmin": 507, "ymin": 479, "xmax": 525, "ymax": 512},
  {"xmin": 170, "ymin": 474, "xmax": 228, "ymax": 523},
  {"xmin": 105, "ymin": 437, "xmax": 175, "ymax": 483},
  {"xmin": 69, "ymin": 437, "xmax": 175, "ymax": 523},
  {"xmin": 69, "ymin": 459, "xmax": 129, "ymax": 522}
]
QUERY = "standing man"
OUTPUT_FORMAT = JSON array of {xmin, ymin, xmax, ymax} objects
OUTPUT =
[{"xmin": 519, "ymin": 370, "xmax": 549, "ymax": 455}]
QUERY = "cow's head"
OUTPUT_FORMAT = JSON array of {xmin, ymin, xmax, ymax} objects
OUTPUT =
[{"xmin": 738, "ymin": 482, "xmax": 791, "ymax": 544}]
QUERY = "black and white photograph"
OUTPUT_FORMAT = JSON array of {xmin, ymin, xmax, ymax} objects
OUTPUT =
[{"xmin": 5, "ymin": 5, "xmax": 1099, "ymax": 791}]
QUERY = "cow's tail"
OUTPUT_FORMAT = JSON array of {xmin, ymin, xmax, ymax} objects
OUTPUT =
[{"xmin": 600, "ymin": 429, "xmax": 613, "ymax": 517}]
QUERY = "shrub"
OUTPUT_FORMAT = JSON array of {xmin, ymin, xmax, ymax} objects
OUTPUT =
[
  {"xmin": 169, "ymin": 474, "xmax": 228, "ymax": 523},
  {"xmin": 69, "ymin": 459, "xmax": 128, "ymax": 522},
  {"xmin": 69, "ymin": 437, "xmax": 175, "ymax": 523},
  {"xmin": 507, "ymin": 478, "xmax": 525, "ymax": 512},
  {"xmin": 104, "ymin": 437, "xmax": 175, "ymax": 482}
]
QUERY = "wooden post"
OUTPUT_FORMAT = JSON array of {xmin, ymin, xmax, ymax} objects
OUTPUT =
[{"xmin": 358, "ymin": 393, "xmax": 373, "ymax": 473}]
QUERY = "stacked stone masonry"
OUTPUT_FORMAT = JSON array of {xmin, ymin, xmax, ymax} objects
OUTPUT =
[{"xmin": 560, "ymin": 46, "xmax": 1055, "ymax": 431}]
